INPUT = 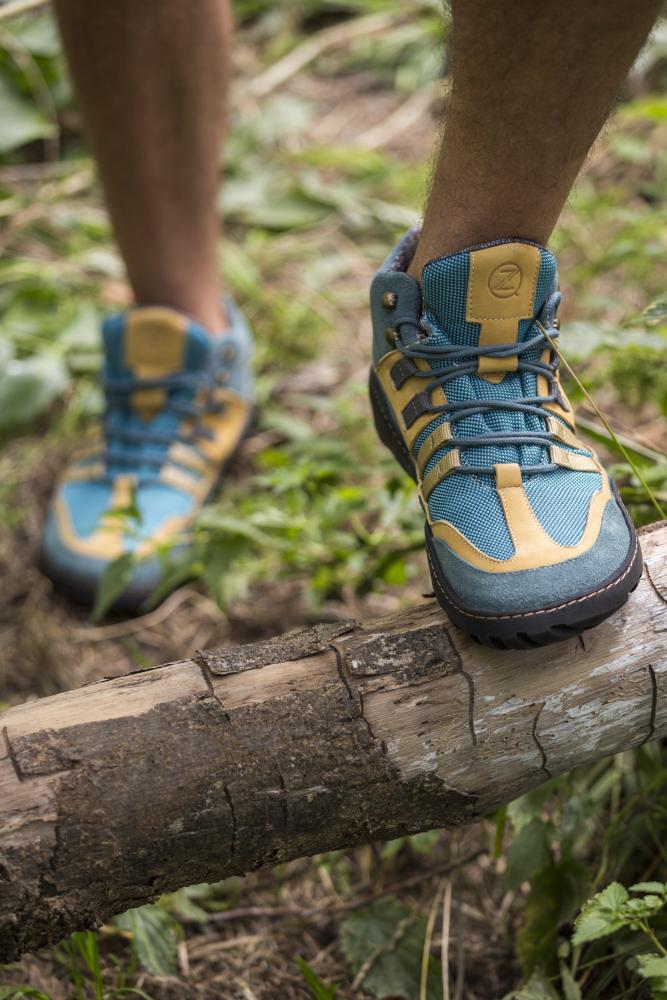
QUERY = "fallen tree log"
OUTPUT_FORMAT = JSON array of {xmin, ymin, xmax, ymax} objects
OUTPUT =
[{"xmin": 1, "ymin": 521, "xmax": 666, "ymax": 962}]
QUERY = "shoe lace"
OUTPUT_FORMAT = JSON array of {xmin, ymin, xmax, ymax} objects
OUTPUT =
[
  {"xmin": 101, "ymin": 369, "xmax": 225, "ymax": 478},
  {"xmin": 394, "ymin": 291, "xmax": 568, "ymax": 476}
]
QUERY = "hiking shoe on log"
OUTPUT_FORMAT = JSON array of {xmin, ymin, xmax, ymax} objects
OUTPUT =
[{"xmin": 369, "ymin": 230, "xmax": 642, "ymax": 648}]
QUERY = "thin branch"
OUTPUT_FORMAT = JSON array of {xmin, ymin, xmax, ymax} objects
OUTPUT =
[
  {"xmin": 207, "ymin": 850, "xmax": 486, "ymax": 925},
  {"xmin": 441, "ymin": 879, "xmax": 453, "ymax": 1000},
  {"xmin": 421, "ymin": 880, "xmax": 445, "ymax": 1000}
]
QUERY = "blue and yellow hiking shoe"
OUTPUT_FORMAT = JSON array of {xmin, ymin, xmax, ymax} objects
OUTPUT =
[
  {"xmin": 369, "ymin": 230, "xmax": 642, "ymax": 648},
  {"xmin": 40, "ymin": 301, "xmax": 254, "ymax": 611}
]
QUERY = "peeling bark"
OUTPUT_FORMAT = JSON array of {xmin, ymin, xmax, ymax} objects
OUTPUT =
[{"xmin": 1, "ymin": 522, "xmax": 666, "ymax": 961}]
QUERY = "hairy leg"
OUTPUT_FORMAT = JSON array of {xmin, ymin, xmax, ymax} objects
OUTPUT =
[
  {"xmin": 410, "ymin": 0, "xmax": 661, "ymax": 276},
  {"xmin": 53, "ymin": 0, "xmax": 232, "ymax": 330}
]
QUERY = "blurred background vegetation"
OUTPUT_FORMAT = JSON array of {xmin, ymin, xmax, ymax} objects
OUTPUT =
[{"xmin": 1, "ymin": 0, "xmax": 667, "ymax": 997}]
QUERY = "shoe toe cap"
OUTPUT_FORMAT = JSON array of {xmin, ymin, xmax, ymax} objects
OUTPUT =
[
  {"xmin": 430, "ymin": 495, "xmax": 636, "ymax": 616},
  {"xmin": 40, "ymin": 480, "xmax": 195, "ymax": 610},
  {"xmin": 40, "ymin": 509, "xmax": 167, "ymax": 609}
]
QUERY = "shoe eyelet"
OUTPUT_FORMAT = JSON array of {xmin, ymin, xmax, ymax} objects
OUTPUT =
[
  {"xmin": 222, "ymin": 345, "xmax": 236, "ymax": 363},
  {"xmin": 382, "ymin": 291, "xmax": 398, "ymax": 310},
  {"xmin": 385, "ymin": 326, "xmax": 399, "ymax": 347}
]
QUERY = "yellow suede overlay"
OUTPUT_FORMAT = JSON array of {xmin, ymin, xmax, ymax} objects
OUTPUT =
[
  {"xmin": 54, "ymin": 475, "xmax": 136, "ymax": 560},
  {"xmin": 194, "ymin": 391, "xmax": 251, "ymax": 464},
  {"xmin": 420, "ymin": 450, "xmax": 461, "ymax": 498},
  {"xmin": 550, "ymin": 446, "xmax": 599, "ymax": 472},
  {"xmin": 536, "ymin": 347, "xmax": 576, "ymax": 428},
  {"xmin": 53, "ymin": 490, "xmax": 192, "ymax": 561},
  {"xmin": 376, "ymin": 349, "xmax": 447, "ymax": 452},
  {"xmin": 431, "ymin": 463, "xmax": 611, "ymax": 572},
  {"xmin": 466, "ymin": 243, "xmax": 541, "ymax": 382},
  {"xmin": 546, "ymin": 416, "xmax": 583, "ymax": 449},
  {"xmin": 416, "ymin": 422, "xmax": 452, "ymax": 477},
  {"xmin": 124, "ymin": 308, "xmax": 188, "ymax": 421}
]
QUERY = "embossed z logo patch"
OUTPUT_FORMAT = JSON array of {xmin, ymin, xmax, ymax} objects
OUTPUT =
[{"xmin": 488, "ymin": 262, "xmax": 523, "ymax": 298}]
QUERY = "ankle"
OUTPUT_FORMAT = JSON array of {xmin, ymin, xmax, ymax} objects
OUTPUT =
[
  {"xmin": 408, "ymin": 226, "xmax": 550, "ymax": 282},
  {"xmin": 132, "ymin": 295, "xmax": 227, "ymax": 334}
]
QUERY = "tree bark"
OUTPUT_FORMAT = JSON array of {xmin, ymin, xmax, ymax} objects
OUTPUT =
[{"xmin": 1, "ymin": 522, "xmax": 666, "ymax": 962}]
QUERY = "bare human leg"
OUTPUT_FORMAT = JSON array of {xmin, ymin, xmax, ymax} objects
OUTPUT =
[
  {"xmin": 53, "ymin": 0, "xmax": 232, "ymax": 331},
  {"xmin": 409, "ymin": 0, "xmax": 662, "ymax": 276}
]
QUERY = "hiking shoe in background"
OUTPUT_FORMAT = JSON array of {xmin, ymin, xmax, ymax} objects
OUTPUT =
[{"xmin": 40, "ymin": 300, "xmax": 253, "ymax": 611}]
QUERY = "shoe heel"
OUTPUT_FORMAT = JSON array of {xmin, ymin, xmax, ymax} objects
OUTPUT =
[{"xmin": 368, "ymin": 368, "xmax": 416, "ymax": 482}]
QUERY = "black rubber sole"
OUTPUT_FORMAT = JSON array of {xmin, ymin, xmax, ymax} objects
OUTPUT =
[
  {"xmin": 369, "ymin": 367, "xmax": 644, "ymax": 650},
  {"xmin": 39, "ymin": 408, "xmax": 256, "ymax": 616}
]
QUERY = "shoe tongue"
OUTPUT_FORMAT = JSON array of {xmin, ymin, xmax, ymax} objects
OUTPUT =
[
  {"xmin": 102, "ymin": 306, "xmax": 214, "ymax": 421},
  {"xmin": 421, "ymin": 239, "xmax": 557, "ymax": 348}
]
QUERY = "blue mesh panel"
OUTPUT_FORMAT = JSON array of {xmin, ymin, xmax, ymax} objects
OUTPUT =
[
  {"xmin": 418, "ymin": 245, "xmax": 557, "ymax": 474},
  {"xmin": 421, "ymin": 254, "xmax": 476, "ymax": 343},
  {"xmin": 524, "ymin": 469, "xmax": 602, "ymax": 546},
  {"xmin": 409, "ymin": 242, "xmax": 588, "ymax": 559},
  {"xmin": 428, "ymin": 473, "xmax": 515, "ymax": 559}
]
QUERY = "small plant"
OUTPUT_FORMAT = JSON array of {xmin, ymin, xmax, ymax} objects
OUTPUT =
[{"xmin": 573, "ymin": 881, "xmax": 667, "ymax": 998}]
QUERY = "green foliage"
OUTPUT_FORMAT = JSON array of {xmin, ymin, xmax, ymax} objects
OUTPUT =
[
  {"xmin": 0, "ymin": 353, "xmax": 67, "ymax": 431},
  {"xmin": 297, "ymin": 958, "xmax": 338, "ymax": 1000},
  {"xmin": 56, "ymin": 930, "xmax": 105, "ymax": 1000},
  {"xmin": 571, "ymin": 881, "xmax": 667, "ymax": 998},
  {"xmin": 112, "ymin": 426, "xmax": 422, "ymax": 615},
  {"xmin": 3, "ymin": 1, "xmax": 667, "ymax": 997},
  {"xmin": 90, "ymin": 552, "xmax": 136, "ymax": 622},
  {"xmin": 114, "ymin": 905, "xmax": 178, "ymax": 978},
  {"xmin": 503, "ymin": 968, "xmax": 560, "ymax": 1000},
  {"xmin": 341, "ymin": 897, "xmax": 442, "ymax": 999},
  {"xmin": 0, "ymin": 12, "xmax": 68, "ymax": 158},
  {"xmin": 380, "ymin": 829, "xmax": 442, "ymax": 860},
  {"xmin": 0, "ymin": 74, "xmax": 53, "ymax": 153},
  {"xmin": 0, "ymin": 989, "xmax": 52, "ymax": 1000},
  {"xmin": 505, "ymin": 819, "xmax": 552, "ymax": 891}
]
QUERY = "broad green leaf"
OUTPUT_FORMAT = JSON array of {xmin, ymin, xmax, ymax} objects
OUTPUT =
[
  {"xmin": 0, "ymin": 356, "xmax": 68, "ymax": 430},
  {"xmin": 630, "ymin": 883, "xmax": 667, "ymax": 895},
  {"xmin": 559, "ymin": 964, "xmax": 582, "ymax": 1000},
  {"xmin": 341, "ymin": 898, "xmax": 442, "ymax": 1000},
  {"xmin": 161, "ymin": 884, "xmax": 214, "ymax": 923},
  {"xmin": 507, "ymin": 784, "xmax": 556, "ymax": 834},
  {"xmin": 518, "ymin": 860, "xmax": 588, "ymax": 974},
  {"xmin": 91, "ymin": 552, "xmax": 136, "ymax": 622},
  {"xmin": 636, "ymin": 954, "xmax": 667, "ymax": 979},
  {"xmin": 0, "ymin": 76, "xmax": 54, "ymax": 153},
  {"xmin": 503, "ymin": 968, "xmax": 561, "ymax": 999},
  {"xmin": 506, "ymin": 819, "xmax": 551, "ymax": 890},
  {"xmin": 622, "ymin": 895, "xmax": 666, "ymax": 925},
  {"xmin": 635, "ymin": 954, "xmax": 667, "ymax": 999},
  {"xmin": 9, "ymin": 12, "xmax": 62, "ymax": 57},
  {"xmin": 572, "ymin": 883, "xmax": 629, "ymax": 946},
  {"xmin": 115, "ymin": 904, "xmax": 177, "ymax": 977}
]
